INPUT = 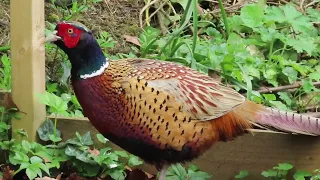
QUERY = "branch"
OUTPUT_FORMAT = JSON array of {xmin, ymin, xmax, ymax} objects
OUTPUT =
[{"xmin": 256, "ymin": 81, "xmax": 320, "ymax": 94}]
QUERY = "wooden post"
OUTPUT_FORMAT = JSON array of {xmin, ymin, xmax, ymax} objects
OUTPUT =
[{"xmin": 10, "ymin": 0, "xmax": 46, "ymax": 141}]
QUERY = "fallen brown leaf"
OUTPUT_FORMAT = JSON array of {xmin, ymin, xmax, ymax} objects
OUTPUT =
[
  {"xmin": 123, "ymin": 35, "xmax": 140, "ymax": 47},
  {"xmin": 2, "ymin": 166, "xmax": 13, "ymax": 180}
]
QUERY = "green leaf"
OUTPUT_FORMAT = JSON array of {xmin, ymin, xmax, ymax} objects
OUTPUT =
[
  {"xmin": 263, "ymin": 94, "xmax": 276, "ymax": 101},
  {"xmin": 15, "ymin": 129, "xmax": 28, "ymax": 138},
  {"xmin": 108, "ymin": 169, "xmax": 126, "ymax": 180},
  {"xmin": 37, "ymin": 119, "xmax": 61, "ymax": 142},
  {"xmin": 240, "ymin": 3, "xmax": 264, "ymax": 28},
  {"xmin": 26, "ymin": 165, "xmax": 42, "ymax": 180},
  {"xmin": 235, "ymin": 170, "xmax": 249, "ymax": 178},
  {"xmin": 13, "ymin": 152, "xmax": 29, "ymax": 163},
  {"xmin": 282, "ymin": 67, "xmax": 298, "ymax": 83},
  {"xmin": 188, "ymin": 171, "xmax": 212, "ymax": 180},
  {"xmin": 114, "ymin": 151, "xmax": 128, "ymax": 158},
  {"xmin": 278, "ymin": 92, "xmax": 292, "ymax": 106},
  {"xmin": 293, "ymin": 170, "xmax": 312, "ymax": 179},
  {"xmin": 20, "ymin": 162, "xmax": 31, "ymax": 169},
  {"xmin": 128, "ymin": 155, "xmax": 143, "ymax": 167},
  {"xmin": 309, "ymin": 72, "xmax": 320, "ymax": 81},
  {"xmin": 265, "ymin": 6, "xmax": 285, "ymax": 23},
  {"xmin": 81, "ymin": 131, "xmax": 94, "ymax": 146},
  {"xmin": 49, "ymin": 134, "xmax": 62, "ymax": 143},
  {"xmin": 65, "ymin": 145, "xmax": 81, "ymax": 157},
  {"xmin": 37, "ymin": 163, "xmax": 51, "ymax": 176},
  {"xmin": 274, "ymin": 163, "xmax": 293, "ymax": 171},
  {"xmin": 30, "ymin": 156, "xmax": 43, "ymax": 164},
  {"xmin": 285, "ymin": 35, "xmax": 316, "ymax": 55},
  {"xmin": 270, "ymin": 101, "xmax": 289, "ymax": 111},
  {"xmin": 22, "ymin": 140, "xmax": 32, "ymax": 152},
  {"xmin": 170, "ymin": 0, "xmax": 189, "ymax": 9},
  {"xmin": 188, "ymin": 164, "xmax": 199, "ymax": 172},
  {"xmin": 302, "ymin": 79, "xmax": 314, "ymax": 93},
  {"xmin": 0, "ymin": 122, "xmax": 10, "ymax": 131},
  {"xmin": 96, "ymin": 134, "xmax": 107, "ymax": 144},
  {"xmin": 261, "ymin": 170, "xmax": 277, "ymax": 177}
]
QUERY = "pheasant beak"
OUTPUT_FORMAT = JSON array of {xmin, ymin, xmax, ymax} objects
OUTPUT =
[{"xmin": 45, "ymin": 30, "xmax": 62, "ymax": 43}]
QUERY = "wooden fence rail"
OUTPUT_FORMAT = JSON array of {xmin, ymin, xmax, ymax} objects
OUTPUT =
[{"xmin": 1, "ymin": 91, "xmax": 320, "ymax": 179}]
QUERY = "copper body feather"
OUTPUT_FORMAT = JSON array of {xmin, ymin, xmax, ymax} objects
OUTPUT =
[{"xmin": 72, "ymin": 58, "xmax": 253, "ymax": 167}]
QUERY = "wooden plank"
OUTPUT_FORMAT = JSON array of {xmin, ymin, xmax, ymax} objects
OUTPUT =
[
  {"xmin": 10, "ymin": 0, "xmax": 46, "ymax": 141},
  {"xmin": 53, "ymin": 117, "xmax": 320, "ymax": 180},
  {"xmin": 0, "ymin": 90, "xmax": 319, "ymax": 178}
]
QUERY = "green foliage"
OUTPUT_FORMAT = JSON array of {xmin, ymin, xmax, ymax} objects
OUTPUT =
[
  {"xmin": 166, "ymin": 164, "xmax": 211, "ymax": 180},
  {"xmin": 236, "ymin": 163, "xmax": 320, "ymax": 180},
  {"xmin": 0, "ymin": 54, "xmax": 11, "ymax": 90},
  {"xmin": 0, "ymin": 0, "xmax": 319, "ymax": 179},
  {"xmin": 133, "ymin": 2, "xmax": 320, "ymax": 111}
]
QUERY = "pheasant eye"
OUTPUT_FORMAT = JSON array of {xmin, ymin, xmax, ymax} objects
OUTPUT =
[{"xmin": 67, "ymin": 28, "xmax": 74, "ymax": 34}]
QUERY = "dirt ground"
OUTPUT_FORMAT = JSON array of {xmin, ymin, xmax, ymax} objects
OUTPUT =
[{"xmin": 0, "ymin": 0, "xmax": 144, "ymax": 55}]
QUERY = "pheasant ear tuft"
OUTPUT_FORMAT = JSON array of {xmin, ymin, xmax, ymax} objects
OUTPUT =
[{"xmin": 59, "ymin": 21, "xmax": 91, "ymax": 33}]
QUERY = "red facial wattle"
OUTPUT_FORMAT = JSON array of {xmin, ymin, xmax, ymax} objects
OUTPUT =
[{"xmin": 56, "ymin": 23, "xmax": 83, "ymax": 48}]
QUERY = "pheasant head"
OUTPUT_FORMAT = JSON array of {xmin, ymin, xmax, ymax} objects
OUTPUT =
[{"xmin": 49, "ymin": 21, "xmax": 109, "ymax": 80}]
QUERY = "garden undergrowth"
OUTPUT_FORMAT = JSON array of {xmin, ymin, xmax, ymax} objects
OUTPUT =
[{"xmin": 0, "ymin": 0, "xmax": 319, "ymax": 179}]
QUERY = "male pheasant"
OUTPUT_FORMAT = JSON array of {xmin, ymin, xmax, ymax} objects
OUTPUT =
[{"xmin": 46, "ymin": 21, "xmax": 320, "ymax": 180}]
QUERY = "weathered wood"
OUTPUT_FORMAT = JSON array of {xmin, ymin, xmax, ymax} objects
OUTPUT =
[
  {"xmin": 1, "ymin": 91, "xmax": 319, "ymax": 179},
  {"xmin": 10, "ymin": 0, "xmax": 46, "ymax": 141},
  {"xmin": 53, "ymin": 116, "xmax": 320, "ymax": 180}
]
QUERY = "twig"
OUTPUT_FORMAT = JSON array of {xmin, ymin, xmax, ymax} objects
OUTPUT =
[
  {"xmin": 139, "ymin": 0, "xmax": 161, "ymax": 28},
  {"xmin": 256, "ymin": 81, "xmax": 320, "ymax": 94},
  {"xmin": 305, "ymin": 0, "xmax": 319, "ymax": 8}
]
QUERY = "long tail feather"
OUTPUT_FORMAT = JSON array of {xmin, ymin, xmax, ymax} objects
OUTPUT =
[{"xmin": 233, "ymin": 100, "xmax": 320, "ymax": 136}]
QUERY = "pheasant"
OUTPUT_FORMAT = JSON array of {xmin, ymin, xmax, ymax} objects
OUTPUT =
[{"xmin": 46, "ymin": 21, "xmax": 320, "ymax": 180}]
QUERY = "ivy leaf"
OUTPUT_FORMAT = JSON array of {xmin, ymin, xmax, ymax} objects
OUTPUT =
[
  {"xmin": 81, "ymin": 132, "xmax": 94, "ymax": 146},
  {"xmin": 37, "ymin": 119, "xmax": 61, "ymax": 142}
]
